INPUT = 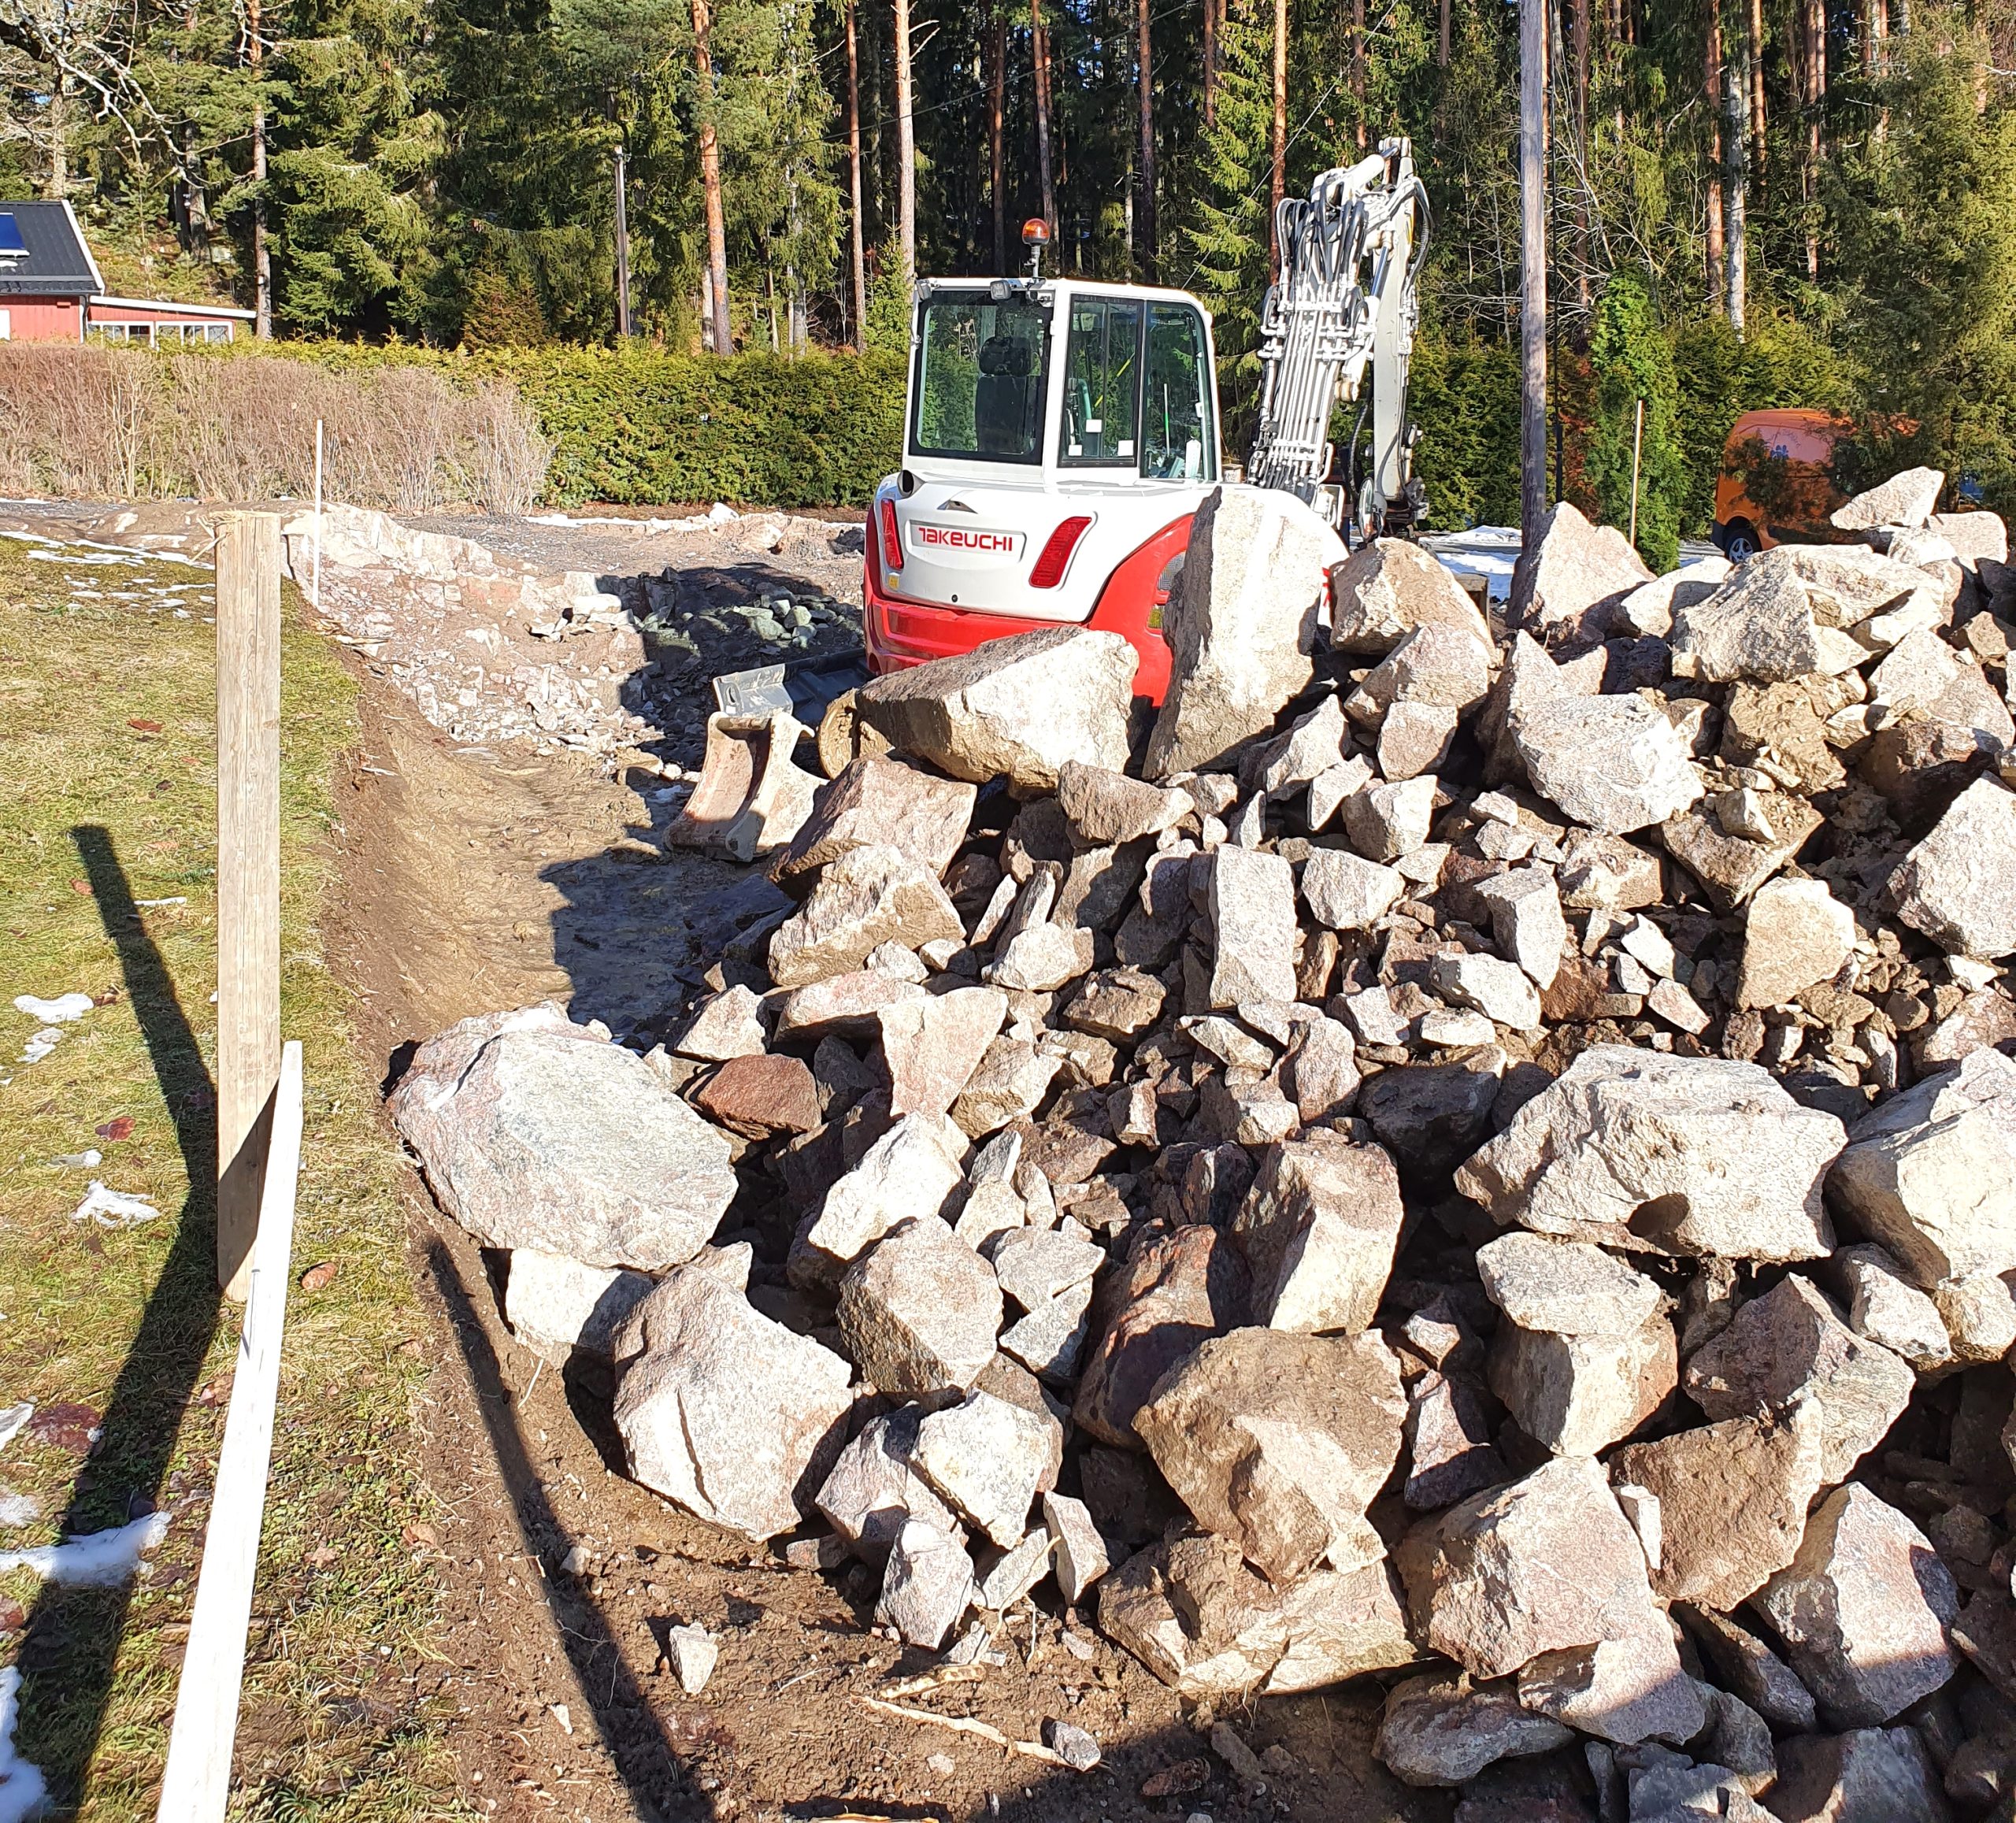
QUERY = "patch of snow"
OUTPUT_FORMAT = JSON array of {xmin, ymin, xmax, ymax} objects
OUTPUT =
[
  {"xmin": 11, "ymin": 994, "xmax": 92, "ymax": 1025},
  {"xmin": 0, "ymin": 1668, "xmax": 46, "ymax": 1823},
  {"xmin": 0, "ymin": 1509, "xmax": 169, "ymax": 1586},
  {"xmin": 0, "ymin": 1410, "xmax": 28, "ymax": 1456},
  {"xmin": 69, "ymin": 1183, "xmax": 160, "ymax": 1229}
]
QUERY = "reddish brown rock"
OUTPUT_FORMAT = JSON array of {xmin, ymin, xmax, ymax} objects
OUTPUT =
[{"xmin": 695, "ymin": 1053, "xmax": 823, "ymax": 1138}]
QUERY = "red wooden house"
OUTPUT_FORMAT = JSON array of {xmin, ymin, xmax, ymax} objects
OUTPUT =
[{"xmin": 0, "ymin": 201, "xmax": 254, "ymax": 345}]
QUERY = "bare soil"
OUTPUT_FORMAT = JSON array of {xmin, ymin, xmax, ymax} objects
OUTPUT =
[{"xmin": 324, "ymin": 656, "xmax": 1440, "ymax": 1823}]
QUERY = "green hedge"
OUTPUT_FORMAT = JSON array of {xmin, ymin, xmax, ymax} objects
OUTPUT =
[{"xmin": 236, "ymin": 341, "xmax": 908, "ymax": 508}]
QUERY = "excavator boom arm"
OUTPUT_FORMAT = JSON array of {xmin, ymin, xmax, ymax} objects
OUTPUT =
[{"xmin": 1247, "ymin": 137, "xmax": 1429, "ymax": 542}]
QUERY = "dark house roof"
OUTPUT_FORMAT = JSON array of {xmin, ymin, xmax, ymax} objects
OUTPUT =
[{"xmin": 0, "ymin": 201, "xmax": 105, "ymax": 298}]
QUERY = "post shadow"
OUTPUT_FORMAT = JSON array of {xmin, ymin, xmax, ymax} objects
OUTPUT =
[
  {"xmin": 422, "ymin": 1235, "xmax": 706, "ymax": 1823},
  {"xmin": 14, "ymin": 826, "xmax": 225, "ymax": 1807}
]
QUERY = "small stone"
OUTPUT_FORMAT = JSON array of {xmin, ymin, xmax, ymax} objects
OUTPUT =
[
  {"xmin": 1208, "ymin": 847, "xmax": 1299, "ymax": 1006},
  {"xmin": 1232, "ymin": 1133, "xmax": 1405, "ymax": 1335},
  {"xmin": 771, "ymin": 754, "xmax": 976, "ymax": 893},
  {"xmin": 837, "ymin": 1219, "xmax": 1003, "ymax": 1399},
  {"xmin": 773, "ymin": 968, "xmax": 927, "ymax": 1041},
  {"xmin": 666, "ymin": 1623, "xmax": 718, "ymax": 1695},
  {"xmin": 1135, "ymin": 1328, "xmax": 1406, "ymax": 1583},
  {"xmin": 1055, "ymin": 761, "xmax": 1193, "ymax": 844},
  {"xmin": 1681, "ymin": 1275, "xmax": 1914, "ymax": 1484},
  {"xmin": 504, "ymin": 1249, "xmax": 655, "ymax": 1365},
  {"xmin": 990, "ymin": 1225, "xmax": 1105, "ymax": 1310},
  {"xmin": 1431, "ymin": 952, "xmax": 1544, "ymax": 1032},
  {"xmin": 1672, "ymin": 552, "xmax": 1833, "ymax": 683},
  {"xmin": 950, "ymin": 1035, "xmax": 1062, "ymax": 1138},
  {"xmin": 1514, "ymin": 1606, "xmax": 1706, "ymax": 1746},
  {"xmin": 1829, "ymin": 1048, "xmax": 2016, "ymax": 1284},
  {"xmin": 1343, "ymin": 774, "xmax": 1440, "ymax": 861},
  {"xmin": 1043, "ymin": 1717, "xmax": 1102, "ymax": 1772},
  {"xmin": 791, "ymin": 1114, "xmax": 965, "ymax": 1288},
  {"xmin": 858, "ymin": 626, "xmax": 1137, "ymax": 792},
  {"xmin": 1074, "ymin": 1225, "xmax": 1251, "ymax": 1447},
  {"xmin": 1300, "ymin": 847, "xmax": 1405, "ymax": 932},
  {"xmin": 1833, "ymin": 1244, "xmax": 1951, "ymax": 1369},
  {"xmin": 976, "ymin": 1528, "xmax": 1054, "ymax": 1610},
  {"xmin": 1888, "ymin": 777, "xmax": 2016, "ymax": 960},
  {"xmin": 1403, "ymin": 1372, "xmax": 1506, "ymax": 1510},
  {"xmin": 815, "ymin": 1407, "xmax": 965, "ymax": 1559},
  {"xmin": 1147, "ymin": 487, "xmax": 1342, "ymax": 776},
  {"xmin": 673, "ymin": 984, "xmax": 769, "ymax": 1060},
  {"xmin": 613, "ymin": 1266, "xmax": 854, "ymax": 1541},
  {"xmin": 1510, "ymin": 499, "xmax": 1655, "ymax": 643},
  {"xmin": 1488, "ymin": 1310, "xmax": 1676, "ymax": 1457},
  {"xmin": 1347, "ymin": 622, "xmax": 1493, "ymax": 721},
  {"xmin": 1769, "ymin": 1727, "xmax": 1948, "ymax": 1823},
  {"xmin": 1646, "ymin": 979, "xmax": 1710, "ymax": 1035},
  {"xmin": 914, "ymin": 1390, "xmax": 1060, "ymax": 1548},
  {"xmin": 1737, "ymin": 877, "xmax": 1858, "ymax": 1010},
  {"xmin": 1753, "ymin": 1484, "xmax": 1959, "ymax": 1727},
  {"xmin": 1832, "ymin": 465, "xmax": 1945, "ymax": 532},
  {"xmin": 1456, "ymin": 1045, "xmax": 1845, "ymax": 1262},
  {"xmin": 1475, "ymin": 1232, "xmax": 1662, "ymax": 1338},
  {"xmin": 1610, "ymin": 1406, "xmax": 1828, "ymax": 1610},
  {"xmin": 768, "ymin": 845, "xmax": 965, "ymax": 989},
  {"xmin": 1558, "ymin": 829, "xmax": 1665, "ymax": 912},
  {"xmin": 876, "ymin": 1517, "xmax": 976, "ymax": 1649},
  {"xmin": 1660, "ymin": 793, "xmax": 1825, "ymax": 912},
  {"xmin": 1510, "ymin": 695, "xmax": 1703, "ymax": 836},
  {"xmin": 1253, "ymin": 695, "xmax": 1350, "ymax": 796},
  {"xmin": 1677, "ymin": 1604, "xmax": 1818, "ymax": 1732},
  {"xmin": 1043, "ymin": 1491, "xmax": 1111, "ymax": 1602},
  {"xmin": 988, "ymin": 920, "xmax": 1095, "ymax": 993},
  {"xmin": 1476, "ymin": 868, "xmax": 1567, "ymax": 990},
  {"xmin": 1062, "ymin": 967, "xmax": 1167, "ymax": 1042},
  {"xmin": 1930, "ymin": 1269, "xmax": 2016, "ymax": 1362},
  {"xmin": 1331, "ymin": 535, "xmax": 1492, "ymax": 655},
  {"xmin": 999, "ymin": 1279, "xmax": 1095, "ymax": 1380},
  {"xmin": 877, "ymin": 987, "xmax": 1008, "ymax": 1120},
  {"xmin": 695, "ymin": 1052, "xmax": 823, "ymax": 1138}
]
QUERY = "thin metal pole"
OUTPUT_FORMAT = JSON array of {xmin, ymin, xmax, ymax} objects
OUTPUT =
[
  {"xmin": 311, "ymin": 419, "xmax": 323, "ymax": 613},
  {"xmin": 1629, "ymin": 396, "xmax": 1644, "ymax": 548},
  {"xmin": 613, "ymin": 143, "xmax": 632, "ymax": 338},
  {"xmin": 215, "ymin": 511, "xmax": 283, "ymax": 1302}
]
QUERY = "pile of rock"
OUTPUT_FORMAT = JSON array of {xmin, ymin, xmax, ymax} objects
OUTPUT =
[{"xmin": 392, "ymin": 472, "xmax": 2016, "ymax": 1821}]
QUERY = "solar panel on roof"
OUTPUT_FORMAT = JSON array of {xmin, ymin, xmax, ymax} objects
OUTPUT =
[{"xmin": 0, "ymin": 214, "xmax": 25, "ymax": 258}]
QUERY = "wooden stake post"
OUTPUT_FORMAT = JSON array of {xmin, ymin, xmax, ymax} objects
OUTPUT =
[
  {"xmin": 215, "ymin": 511, "xmax": 283, "ymax": 1302},
  {"xmin": 1518, "ymin": 0, "xmax": 1549, "ymax": 559}
]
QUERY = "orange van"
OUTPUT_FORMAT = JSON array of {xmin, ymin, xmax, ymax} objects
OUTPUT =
[{"xmin": 1711, "ymin": 408, "xmax": 1855, "ymax": 560}]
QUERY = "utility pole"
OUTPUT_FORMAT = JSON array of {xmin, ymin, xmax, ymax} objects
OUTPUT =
[
  {"xmin": 1032, "ymin": 0, "xmax": 1056, "ymax": 236},
  {"xmin": 1440, "ymin": 0, "xmax": 1451, "ymax": 67},
  {"xmin": 1707, "ymin": 0, "xmax": 1725, "ymax": 311},
  {"xmin": 845, "ymin": 0, "xmax": 869, "ymax": 342},
  {"xmin": 249, "ymin": 0, "xmax": 271, "ymax": 338},
  {"xmin": 613, "ymin": 143, "xmax": 632, "ymax": 338},
  {"xmin": 1136, "ymin": 0, "xmax": 1156, "ymax": 276},
  {"xmin": 1726, "ymin": 21, "xmax": 1748, "ymax": 334},
  {"xmin": 1518, "ymin": 0, "xmax": 1548, "ymax": 556},
  {"xmin": 895, "ymin": 0, "xmax": 917, "ymax": 286},
  {"xmin": 1270, "ymin": 0, "xmax": 1288, "ymax": 276}
]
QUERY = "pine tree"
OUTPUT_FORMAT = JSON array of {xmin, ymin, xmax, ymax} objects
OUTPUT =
[
  {"xmin": 1584, "ymin": 268, "xmax": 1684, "ymax": 570},
  {"xmin": 1183, "ymin": 0, "xmax": 1272, "ymax": 442}
]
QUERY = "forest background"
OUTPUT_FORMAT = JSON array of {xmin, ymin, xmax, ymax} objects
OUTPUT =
[{"xmin": 2, "ymin": 0, "xmax": 2014, "ymax": 554}]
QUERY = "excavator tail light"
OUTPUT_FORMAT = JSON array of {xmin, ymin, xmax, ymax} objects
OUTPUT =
[
  {"xmin": 879, "ymin": 497, "xmax": 905, "ymax": 573},
  {"xmin": 1029, "ymin": 515, "xmax": 1092, "ymax": 588}
]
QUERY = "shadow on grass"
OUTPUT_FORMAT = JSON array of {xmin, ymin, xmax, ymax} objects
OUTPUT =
[
  {"xmin": 14, "ymin": 827, "xmax": 224, "ymax": 1808},
  {"xmin": 423, "ymin": 1235, "xmax": 703, "ymax": 1823}
]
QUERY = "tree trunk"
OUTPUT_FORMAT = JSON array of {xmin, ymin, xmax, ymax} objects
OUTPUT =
[
  {"xmin": 1803, "ymin": 0, "xmax": 1822, "ymax": 277},
  {"xmin": 1571, "ymin": 0, "xmax": 1589, "ymax": 151},
  {"xmin": 1270, "ymin": 0, "xmax": 1288, "ymax": 276},
  {"xmin": 846, "ymin": 0, "xmax": 869, "ymax": 341},
  {"xmin": 613, "ymin": 143, "xmax": 632, "ymax": 337},
  {"xmin": 1136, "ymin": 0, "xmax": 1156, "ymax": 275},
  {"xmin": 988, "ymin": 0, "xmax": 1006, "ymax": 272},
  {"xmin": 1440, "ymin": 0, "xmax": 1451, "ymax": 66},
  {"xmin": 694, "ymin": 0, "xmax": 733, "ymax": 354},
  {"xmin": 1203, "ymin": 0, "xmax": 1219, "ymax": 129},
  {"xmin": 1518, "ymin": 0, "xmax": 1547, "ymax": 553},
  {"xmin": 1747, "ymin": 0, "xmax": 1766, "ymax": 180},
  {"xmin": 1032, "ymin": 0, "xmax": 1056, "ymax": 236},
  {"xmin": 43, "ymin": 65, "xmax": 66, "ymax": 199},
  {"xmin": 894, "ymin": 0, "xmax": 917, "ymax": 284},
  {"xmin": 1726, "ymin": 20, "xmax": 1748, "ymax": 334},
  {"xmin": 250, "ymin": 0, "xmax": 271, "ymax": 339},
  {"xmin": 1707, "ymin": 0, "xmax": 1725, "ymax": 309},
  {"xmin": 1351, "ymin": 0, "xmax": 1366, "ymax": 153}
]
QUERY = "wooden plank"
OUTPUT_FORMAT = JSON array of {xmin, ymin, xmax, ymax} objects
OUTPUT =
[
  {"xmin": 1518, "ymin": 0, "xmax": 1549, "ymax": 556},
  {"xmin": 215, "ymin": 510, "xmax": 284, "ymax": 1301},
  {"xmin": 157, "ymin": 1039, "xmax": 305, "ymax": 1823}
]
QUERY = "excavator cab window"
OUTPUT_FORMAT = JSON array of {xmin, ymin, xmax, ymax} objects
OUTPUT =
[
  {"xmin": 912, "ymin": 293, "xmax": 1047, "ymax": 464},
  {"xmin": 1058, "ymin": 297, "xmax": 1141, "ymax": 466},
  {"xmin": 1142, "ymin": 304, "xmax": 1216, "ymax": 482}
]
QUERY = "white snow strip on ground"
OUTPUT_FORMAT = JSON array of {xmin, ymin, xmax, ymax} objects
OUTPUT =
[
  {"xmin": 15, "ymin": 1032, "xmax": 58, "ymax": 1068},
  {"xmin": 0, "ymin": 1669, "xmax": 46, "ymax": 1823},
  {"xmin": 0, "ymin": 1496, "xmax": 39, "ymax": 1529},
  {"xmin": 11, "ymin": 994, "xmax": 92, "ymax": 1024},
  {"xmin": 0, "ymin": 1410, "xmax": 28, "ymax": 1456},
  {"xmin": 0, "ymin": 1509, "xmax": 169, "ymax": 1585},
  {"xmin": 69, "ymin": 1182, "xmax": 161, "ymax": 1228}
]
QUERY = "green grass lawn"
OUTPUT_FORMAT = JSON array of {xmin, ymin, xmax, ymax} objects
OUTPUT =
[{"xmin": 0, "ymin": 534, "xmax": 465, "ymax": 1819}]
